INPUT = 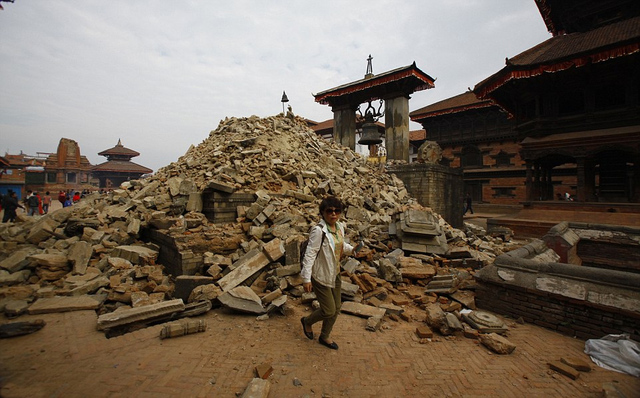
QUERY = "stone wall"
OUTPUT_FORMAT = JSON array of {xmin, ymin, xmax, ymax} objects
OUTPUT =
[
  {"xmin": 475, "ymin": 281, "xmax": 640, "ymax": 340},
  {"xmin": 145, "ymin": 229, "xmax": 202, "ymax": 277},
  {"xmin": 387, "ymin": 163, "xmax": 463, "ymax": 228},
  {"xmin": 475, "ymin": 238, "xmax": 640, "ymax": 340}
]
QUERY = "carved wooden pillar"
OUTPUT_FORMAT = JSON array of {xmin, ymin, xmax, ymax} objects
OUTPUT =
[
  {"xmin": 332, "ymin": 106, "xmax": 357, "ymax": 150},
  {"xmin": 525, "ymin": 161, "xmax": 533, "ymax": 202},
  {"xmin": 384, "ymin": 96, "xmax": 410, "ymax": 162}
]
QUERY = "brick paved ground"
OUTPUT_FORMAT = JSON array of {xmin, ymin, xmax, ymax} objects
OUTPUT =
[{"xmin": 1, "ymin": 305, "xmax": 638, "ymax": 398}]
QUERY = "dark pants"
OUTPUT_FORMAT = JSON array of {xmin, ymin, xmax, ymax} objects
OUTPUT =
[
  {"xmin": 2, "ymin": 209, "xmax": 17, "ymax": 222},
  {"xmin": 306, "ymin": 275, "xmax": 342, "ymax": 340}
]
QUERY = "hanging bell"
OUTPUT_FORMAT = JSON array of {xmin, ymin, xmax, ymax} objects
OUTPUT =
[{"xmin": 358, "ymin": 114, "xmax": 382, "ymax": 145}]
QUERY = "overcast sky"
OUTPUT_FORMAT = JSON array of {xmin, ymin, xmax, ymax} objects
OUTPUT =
[{"xmin": 1, "ymin": 1, "xmax": 551, "ymax": 172}]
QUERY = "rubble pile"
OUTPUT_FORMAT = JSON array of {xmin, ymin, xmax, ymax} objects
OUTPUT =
[{"xmin": 0, "ymin": 113, "xmax": 526, "ymax": 337}]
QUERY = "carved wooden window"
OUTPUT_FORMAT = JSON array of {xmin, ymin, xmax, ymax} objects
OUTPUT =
[{"xmin": 461, "ymin": 145, "xmax": 483, "ymax": 168}]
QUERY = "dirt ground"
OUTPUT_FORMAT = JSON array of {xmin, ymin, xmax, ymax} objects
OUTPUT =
[{"xmin": 1, "ymin": 303, "xmax": 638, "ymax": 398}]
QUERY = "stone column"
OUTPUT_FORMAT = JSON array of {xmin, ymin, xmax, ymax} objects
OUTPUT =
[
  {"xmin": 332, "ymin": 106, "xmax": 356, "ymax": 150},
  {"xmin": 384, "ymin": 96, "xmax": 410, "ymax": 162}
]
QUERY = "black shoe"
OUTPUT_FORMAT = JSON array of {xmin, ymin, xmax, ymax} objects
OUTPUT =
[
  {"xmin": 301, "ymin": 317, "xmax": 313, "ymax": 340},
  {"xmin": 319, "ymin": 337, "xmax": 338, "ymax": 350}
]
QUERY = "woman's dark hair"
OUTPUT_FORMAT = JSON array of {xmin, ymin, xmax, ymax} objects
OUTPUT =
[{"xmin": 319, "ymin": 196, "xmax": 344, "ymax": 215}]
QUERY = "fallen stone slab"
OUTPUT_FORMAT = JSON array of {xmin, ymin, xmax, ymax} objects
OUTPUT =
[
  {"xmin": 97, "ymin": 299, "xmax": 185, "ymax": 330},
  {"xmin": 449, "ymin": 290, "xmax": 476, "ymax": 310},
  {"xmin": 341, "ymin": 301, "xmax": 386, "ymax": 319},
  {"xmin": 218, "ymin": 286, "xmax": 266, "ymax": 315},
  {"xmin": 28, "ymin": 294, "xmax": 106, "ymax": 314},
  {"xmin": 5, "ymin": 299, "xmax": 30, "ymax": 317},
  {"xmin": 0, "ymin": 319, "xmax": 46, "ymax": 338},
  {"xmin": 240, "ymin": 378, "xmax": 270, "ymax": 398},
  {"xmin": 548, "ymin": 360, "xmax": 580, "ymax": 380},
  {"xmin": 68, "ymin": 240, "xmax": 93, "ymax": 275},
  {"xmin": 0, "ymin": 270, "xmax": 31, "ymax": 286},
  {"xmin": 265, "ymin": 294, "xmax": 287, "ymax": 314},
  {"xmin": 110, "ymin": 245, "xmax": 158, "ymax": 265},
  {"xmin": 479, "ymin": 333, "xmax": 516, "ymax": 355},
  {"xmin": 218, "ymin": 249, "xmax": 270, "ymax": 292},
  {"xmin": 561, "ymin": 357, "xmax": 591, "ymax": 372},
  {"xmin": 0, "ymin": 248, "xmax": 38, "ymax": 273}
]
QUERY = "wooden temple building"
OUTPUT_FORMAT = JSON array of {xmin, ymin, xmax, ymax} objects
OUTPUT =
[
  {"xmin": 92, "ymin": 139, "xmax": 152, "ymax": 189},
  {"xmin": 411, "ymin": 0, "xmax": 640, "ymax": 208}
]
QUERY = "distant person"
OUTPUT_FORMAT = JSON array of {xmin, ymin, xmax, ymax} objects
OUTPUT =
[
  {"xmin": 72, "ymin": 191, "xmax": 80, "ymax": 203},
  {"xmin": 42, "ymin": 191, "xmax": 52, "ymax": 214},
  {"xmin": 36, "ymin": 191, "xmax": 44, "ymax": 215},
  {"xmin": 58, "ymin": 191, "xmax": 66, "ymax": 205},
  {"xmin": 463, "ymin": 193, "xmax": 474, "ymax": 215},
  {"xmin": 24, "ymin": 190, "xmax": 33, "ymax": 214},
  {"xmin": 63, "ymin": 195, "xmax": 73, "ymax": 207},
  {"xmin": 2, "ymin": 191, "xmax": 24, "ymax": 222},
  {"xmin": 27, "ymin": 191, "xmax": 40, "ymax": 216}
]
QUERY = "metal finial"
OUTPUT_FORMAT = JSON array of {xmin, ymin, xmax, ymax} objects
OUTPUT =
[{"xmin": 365, "ymin": 55, "xmax": 374, "ymax": 79}]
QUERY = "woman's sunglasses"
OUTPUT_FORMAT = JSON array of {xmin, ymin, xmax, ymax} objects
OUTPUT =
[{"xmin": 324, "ymin": 208, "xmax": 342, "ymax": 215}]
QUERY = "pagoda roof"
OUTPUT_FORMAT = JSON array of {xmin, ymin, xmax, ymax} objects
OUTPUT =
[
  {"xmin": 98, "ymin": 139, "xmax": 141, "ymax": 157},
  {"xmin": 92, "ymin": 160, "xmax": 152, "ymax": 174},
  {"xmin": 535, "ymin": 0, "xmax": 640, "ymax": 36},
  {"xmin": 474, "ymin": 15, "xmax": 640, "ymax": 100},
  {"xmin": 410, "ymin": 91, "xmax": 494, "ymax": 121},
  {"xmin": 314, "ymin": 62, "xmax": 435, "ymax": 108}
]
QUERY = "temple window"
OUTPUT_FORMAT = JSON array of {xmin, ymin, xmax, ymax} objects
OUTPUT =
[{"xmin": 461, "ymin": 145, "xmax": 483, "ymax": 168}]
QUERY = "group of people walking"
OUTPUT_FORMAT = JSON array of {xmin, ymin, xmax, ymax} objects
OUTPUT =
[{"xmin": 0, "ymin": 189, "xmax": 84, "ymax": 223}]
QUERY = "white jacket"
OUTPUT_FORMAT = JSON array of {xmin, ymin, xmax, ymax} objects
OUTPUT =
[{"xmin": 300, "ymin": 219, "xmax": 354, "ymax": 288}]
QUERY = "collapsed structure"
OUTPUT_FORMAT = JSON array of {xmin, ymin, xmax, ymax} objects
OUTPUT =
[{"xmin": 0, "ymin": 113, "xmax": 519, "ymax": 337}]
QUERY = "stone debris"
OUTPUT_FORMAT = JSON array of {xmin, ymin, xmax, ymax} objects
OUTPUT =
[
  {"xmin": 560, "ymin": 357, "xmax": 591, "ymax": 372},
  {"xmin": 479, "ymin": 333, "xmax": 516, "ymax": 355},
  {"xmin": 461, "ymin": 311, "xmax": 508, "ymax": 334},
  {"xmin": 240, "ymin": 377, "xmax": 270, "ymax": 398},
  {"xmin": 159, "ymin": 318, "xmax": 207, "ymax": 339},
  {"xmin": 0, "ymin": 113, "xmax": 528, "ymax": 338},
  {"xmin": 0, "ymin": 319, "xmax": 46, "ymax": 338},
  {"xmin": 254, "ymin": 362, "xmax": 273, "ymax": 379},
  {"xmin": 547, "ymin": 360, "xmax": 581, "ymax": 379}
]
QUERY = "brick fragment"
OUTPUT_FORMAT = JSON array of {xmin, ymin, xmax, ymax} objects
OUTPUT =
[{"xmin": 416, "ymin": 326, "xmax": 433, "ymax": 338}]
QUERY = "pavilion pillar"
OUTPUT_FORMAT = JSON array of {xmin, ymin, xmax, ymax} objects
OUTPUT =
[
  {"xmin": 332, "ymin": 106, "xmax": 357, "ymax": 150},
  {"xmin": 384, "ymin": 96, "xmax": 410, "ymax": 162}
]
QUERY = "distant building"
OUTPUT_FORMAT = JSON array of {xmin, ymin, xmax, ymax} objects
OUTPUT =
[
  {"xmin": 0, "ymin": 152, "xmax": 49, "ymax": 199},
  {"xmin": 411, "ymin": 0, "xmax": 640, "ymax": 206},
  {"xmin": 92, "ymin": 139, "xmax": 152, "ymax": 188},
  {"xmin": 44, "ymin": 138, "xmax": 94, "ymax": 194}
]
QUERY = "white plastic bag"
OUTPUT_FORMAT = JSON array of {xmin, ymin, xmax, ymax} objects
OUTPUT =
[{"xmin": 584, "ymin": 333, "xmax": 640, "ymax": 377}]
